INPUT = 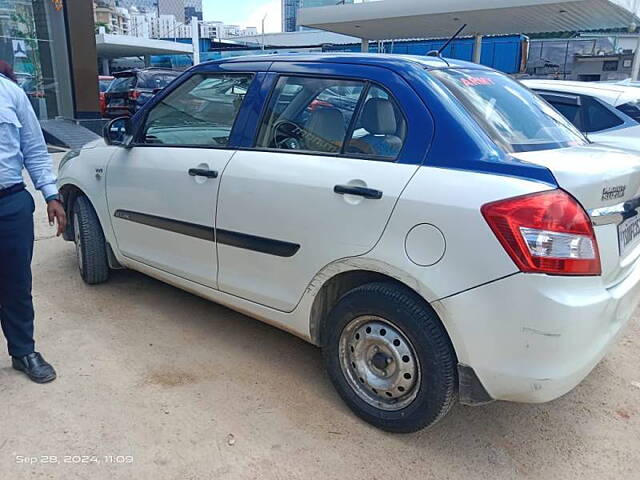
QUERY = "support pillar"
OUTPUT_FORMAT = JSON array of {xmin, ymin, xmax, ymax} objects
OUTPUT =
[
  {"xmin": 631, "ymin": 36, "xmax": 640, "ymax": 81},
  {"xmin": 361, "ymin": 38, "xmax": 369, "ymax": 53},
  {"xmin": 472, "ymin": 34, "xmax": 483, "ymax": 64},
  {"xmin": 101, "ymin": 57, "xmax": 110, "ymax": 76},
  {"xmin": 192, "ymin": 16, "xmax": 200, "ymax": 65}
]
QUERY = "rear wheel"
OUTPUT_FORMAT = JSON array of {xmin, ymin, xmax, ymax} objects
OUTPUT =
[
  {"xmin": 322, "ymin": 282, "xmax": 457, "ymax": 433},
  {"xmin": 73, "ymin": 196, "xmax": 110, "ymax": 285}
]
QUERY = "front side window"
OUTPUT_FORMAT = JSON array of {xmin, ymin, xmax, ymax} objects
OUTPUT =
[
  {"xmin": 431, "ymin": 69, "xmax": 586, "ymax": 152},
  {"xmin": 256, "ymin": 76, "xmax": 365, "ymax": 154},
  {"xmin": 140, "ymin": 73, "xmax": 253, "ymax": 147}
]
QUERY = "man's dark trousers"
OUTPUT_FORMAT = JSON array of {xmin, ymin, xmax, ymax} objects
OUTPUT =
[{"xmin": 0, "ymin": 188, "xmax": 36, "ymax": 357}]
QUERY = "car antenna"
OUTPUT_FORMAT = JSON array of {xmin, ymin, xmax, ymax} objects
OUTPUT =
[{"xmin": 427, "ymin": 23, "xmax": 468, "ymax": 65}]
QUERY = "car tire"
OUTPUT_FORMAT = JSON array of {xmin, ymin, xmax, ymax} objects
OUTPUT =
[
  {"xmin": 73, "ymin": 195, "xmax": 110, "ymax": 285},
  {"xmin": 322, "ymin": 282, "xmax": 458, "ymax": 433}
]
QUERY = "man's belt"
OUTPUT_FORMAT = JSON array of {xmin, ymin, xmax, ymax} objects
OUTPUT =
[{"xmin": 0, "ymin": 183, "xmax": 26, "ymax": 199}]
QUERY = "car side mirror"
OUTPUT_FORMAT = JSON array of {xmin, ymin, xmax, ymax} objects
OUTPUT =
[{"xmin": 103, "ymin": 116, "xmax": 132, "ymax": 147}]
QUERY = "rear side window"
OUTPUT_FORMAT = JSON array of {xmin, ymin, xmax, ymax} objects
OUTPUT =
[
  {"xmin": 140, "ymin": 73, "xmax": 253, "ymax": 147},
  {"xmin": 616, "ymin": 101, "xmax": 640, "ymax": 124},
  {"xmin": 257, "ymin": 76, "xmax": 365, "ymax": 154},
  {"xmin": 108, "ymin": 76, "xmax": 136, "ymax": 92},
  {"xmin": 582, "ymin": 97, "xmax": 625, "ymax": 133},
  {"xmin": 431, "ymin": 69, "xmax": 586, "ymax": 152},
  {"xmin": 345, "ymin": 85, "xmax": 407, "ymax": 160},
  {"xmin": 550, "ymin": 102, "xmax": 582, "ymax": 130},
  {"xmin": 256, "ymin": 76, "xmax": 406, "ymax": 160}
]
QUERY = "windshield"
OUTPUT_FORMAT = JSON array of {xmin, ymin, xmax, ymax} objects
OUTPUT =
[{"xmin": 430, "ymin": 69, "xmax": 587, "ymax": 153}]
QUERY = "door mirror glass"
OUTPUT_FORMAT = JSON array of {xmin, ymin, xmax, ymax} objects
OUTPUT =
[{"xmin": 104, "ymin": 116, "xmax": 132, "ymax": 146}]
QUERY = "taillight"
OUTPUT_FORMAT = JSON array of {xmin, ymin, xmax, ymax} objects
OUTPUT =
[
  {"xmin": 128, "ymin": 89, "xmax": 140, "ymax": 100},
  {"xmin": 481, "ymin": 189, "xmax": 601, "ymax": 276}
]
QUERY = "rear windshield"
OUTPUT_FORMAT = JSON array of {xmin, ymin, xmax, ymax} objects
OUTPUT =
[
  {"xmin": 108, "ymin": 76, "xmax": 136, "ymax": 92},
  {"xmin": 99, "ymin": 79, "xmax": 112, "ymax": 93},
  {"xmin": 137, "ymin": 72, "xmax": 179, "ymax": 90},
  {"xmin": 430, "ymin": 69, "xmax": 586, "ymax": 153}
]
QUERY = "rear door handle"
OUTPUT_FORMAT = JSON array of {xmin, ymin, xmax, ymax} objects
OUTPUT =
[
  {"xmin": 334, "ymin": 185, "xmax": 383, "ymax": 200},
  {"xmin": 188, "ymin": 168, "xmax": 218, "ymax": 178}
]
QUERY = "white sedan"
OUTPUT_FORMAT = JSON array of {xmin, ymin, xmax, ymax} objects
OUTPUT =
[{"xmin": 58, "ymin": 54, "xmax": 640, "ymax": 432}]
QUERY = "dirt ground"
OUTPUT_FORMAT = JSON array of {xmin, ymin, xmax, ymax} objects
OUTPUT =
[{"xmin": 0, "ymin": 154, "xmax": 639, "ymax": 480}]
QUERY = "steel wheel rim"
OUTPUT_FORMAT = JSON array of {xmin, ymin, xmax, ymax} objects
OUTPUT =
[
  {"xmin": 339, "ymin": 315, "xmax": 421, "ymax": 411},
  {"xmin": 73, "ymin": 211, "xmax": 83, "ymax": 273}
]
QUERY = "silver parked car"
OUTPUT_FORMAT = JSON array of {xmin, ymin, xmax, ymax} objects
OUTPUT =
[{"xmin": 523, "ymin": 80, "xmax": 640, "ymax": 153}]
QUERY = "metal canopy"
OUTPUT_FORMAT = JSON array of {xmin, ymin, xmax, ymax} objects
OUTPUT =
[
  {"xmin": 298, "ymin": 0, "xmax": 640, "ymax": 40},
  {"xmin": 95, "ymin": 34, "xmax": 193, "ymax": 58}
]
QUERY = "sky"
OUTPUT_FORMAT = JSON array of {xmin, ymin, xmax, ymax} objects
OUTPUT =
[{"xmin": 202, "ymin": 0, "xmax": 282, "ymax": 32}]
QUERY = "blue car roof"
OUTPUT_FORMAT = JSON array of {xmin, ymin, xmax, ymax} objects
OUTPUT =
[{"xmin": 196, "ymin": 53, "xmax": 492, "ymax": 73}]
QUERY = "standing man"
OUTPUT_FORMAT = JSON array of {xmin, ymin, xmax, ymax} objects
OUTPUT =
[{"xmin": 0, "ymin": 61, "xmax": 66, "ymax": 383}]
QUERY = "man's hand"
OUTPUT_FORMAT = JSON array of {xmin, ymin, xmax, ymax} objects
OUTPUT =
[{"xmin": 47, "ymin": 199, "xmax": 67, "ymax": 237}]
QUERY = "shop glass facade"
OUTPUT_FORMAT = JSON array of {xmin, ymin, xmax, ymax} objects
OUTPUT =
[{"xmin": 0, "ymin": 0, "xmax": 71, "ymax": 119}]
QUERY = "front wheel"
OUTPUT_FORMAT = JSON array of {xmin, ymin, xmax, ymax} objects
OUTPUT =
[
  {"xmin": 73, "ymin": 196, "xmax": 110, "ymax": 285},
  {"xmin": 322, "ymin": 282, "xmax": 458, "ymax": 433}
]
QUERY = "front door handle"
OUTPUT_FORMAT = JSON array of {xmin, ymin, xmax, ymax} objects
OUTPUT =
[
  {"xmin": 188, "ymin": 168, "xmax": 218, "ymax": 178},
  {"xmin": 334, "ymin": 185, "xmax": 383, "ymax": 200}
]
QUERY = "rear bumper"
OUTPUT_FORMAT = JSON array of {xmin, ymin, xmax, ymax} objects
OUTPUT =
[{"xmin": 435, "ymin": 263, "xmax": 640, "ymax": 403}]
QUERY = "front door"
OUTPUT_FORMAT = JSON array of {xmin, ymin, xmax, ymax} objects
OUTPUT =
[
  {"xmin": 106, "ymin": 72, "xmax": 254, "ymax": 288},
  {"xmin": 216, "ymin": 73, "xmax": 431, "ymax": 311}
]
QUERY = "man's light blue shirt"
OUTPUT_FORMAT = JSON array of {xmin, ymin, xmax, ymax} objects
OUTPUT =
[{"xmin": 0, "ymin": 74, "xmax": 57, "ymax": 201}]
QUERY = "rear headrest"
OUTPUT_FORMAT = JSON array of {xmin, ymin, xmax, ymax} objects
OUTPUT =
[
  {"xmin": 362, "ymin": 98, "xmax": 397, "ymax": 135},
  {"xmin": 306, "ymin": 107, "xmax": 346, "ymax": 144}
]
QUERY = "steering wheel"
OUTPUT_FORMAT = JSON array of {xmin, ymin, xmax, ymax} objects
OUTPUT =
[{"xmin": 273, "ymin": 120, "xmax": 305, "ymax": 150}]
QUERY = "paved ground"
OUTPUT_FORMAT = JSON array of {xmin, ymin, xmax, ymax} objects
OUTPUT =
[{"xmin": 1, "ymin": 154, "xmax": 639, "ymax": 479}]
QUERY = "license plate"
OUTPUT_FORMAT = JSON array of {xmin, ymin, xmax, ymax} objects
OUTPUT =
[{"xmin": 618, "ymin": 215, "xmax": 640, "ymax": 256}]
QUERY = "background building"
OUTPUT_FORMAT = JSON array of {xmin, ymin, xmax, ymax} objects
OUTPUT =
[
  {"xmin": 115, "ymin": 0, "xmax": 158, "ymax": 12},
  {"xmin": 282, "ymin": 0, "xmax": 354, "ymax": 33},
  {"xmin": 158, "ymin": 0, "xmax": 201, "ymax": 22}
]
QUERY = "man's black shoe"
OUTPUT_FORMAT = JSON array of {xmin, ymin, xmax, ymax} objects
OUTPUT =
[{"xmin": 11, "ymin": 352, "xmax": 57, "ymax": 383}]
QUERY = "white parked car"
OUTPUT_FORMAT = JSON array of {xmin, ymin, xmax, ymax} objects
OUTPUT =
[
  {"xmin": 522, "ymin": 79, "xmax": 640, "ymax": 153},
  {"xmin": 59, "ymin": 54, "xmax": 640, "ymax": 432}
]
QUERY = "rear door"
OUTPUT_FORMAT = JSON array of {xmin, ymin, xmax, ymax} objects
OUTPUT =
[{"xmin": 216, "ymin": 66, "xmax": 433, "ymax": 312}]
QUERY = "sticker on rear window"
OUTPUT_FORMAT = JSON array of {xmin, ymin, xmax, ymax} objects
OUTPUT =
[{"xmin": 460, "ymin": 77, "xmax": 495, "ymax": 87}]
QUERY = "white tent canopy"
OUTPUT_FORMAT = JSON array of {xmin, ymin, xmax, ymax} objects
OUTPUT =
[
  {"xmin": 298, "ymin": 0, "xmax": 640, "ymax": 40},
  {"xmin": 96, "ymin": 34, "xmax": 193, "ymax": 59}
]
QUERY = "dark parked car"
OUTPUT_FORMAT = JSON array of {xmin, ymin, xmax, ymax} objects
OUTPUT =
[{"xmin": 104, "ymin": 68, "xmax": 180, "ymax": 118}]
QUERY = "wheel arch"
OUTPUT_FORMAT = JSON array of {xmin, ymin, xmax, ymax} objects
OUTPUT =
[
  {"xmin": 59, "ymin": 183, "xmax": 88, "ymax": 241},
  {"xmin": 308, "ymin": 263, "xmax": 452, "ymax": 354}
]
